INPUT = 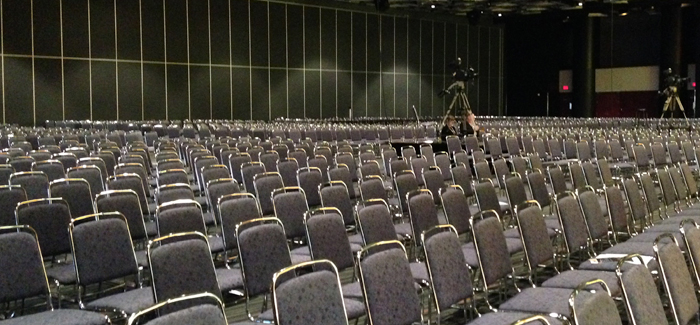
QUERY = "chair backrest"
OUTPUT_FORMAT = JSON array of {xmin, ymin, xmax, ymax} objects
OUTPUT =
[
  {"xmin": 241, "ymin": 161, "xmax": 266, "ymax": 194},
  {"xmin": 474, "ymin": 160, "xmax": 492, "ymax": 180},
  {"xmin": 157, "ymin": 183, "xmax": 195, "ymax": 206},
  {"xmin": 577, "ymin": 188, "xmax": 609, "ymax": 242},
  {"xmin": 78, "ymin": 157, "xmax": 109, "ymax": 180},
  {"xmin": 236, "ymin": 218, "xmax": 292, "ymax": 299},
  {"xmin": 10, "ymin": 156, "xmax": 36, "ymax": 172},
  {"xmin": 505, "ymin": 173, "xmax": 528, "ymax": 210},
  {"xmin": 0, "ymin": 164, "xmax": 15, "ymax": 185},
  {"xmin": 156, "ymin": 168, "xmax": 189, "ymax": 188},
  {"xmin": 95, "ymin": 190, "xmax": 148, "ymax": 241},
  {"xmin": 155, "ymin": 199, "xmax": 206, "ymax": 237},
  {"xmin": 272, "ymin": 187, "xmax": 309, "ymax": 239},
  {"xmin": 253, "ymin": 172, "xmax": 284, "ymax": 215},
  {"xmin": 422, "ymin": 225, "xmax": 473, "ymax": 315},
  {"xmin": 305, "ymin": 208, "xmax": 354, "ymax": 270},
  {"xmin": 0, "ymin": 226, "xmax": 52, "ymax": 305},
  {"xmin": 440, "ymin": 185, "xmax": 472, "ymax": 235},
  {"xmin": 128, "ymin": 293, "xmax": 227, "ymax": 325},
  {"xmin": 453, "ymin": 151, "xmax": 470, "ymax": 171},
  {"xmin": 320, "ymin": 181, "xmax": 354, "ymax": 226},
  {"xmin": 358, "ymin": 241, "xmax": 422, "ymax": 325},
  {"xmin": 272, "ymin": 260, "xmax": 348, "ymax": 325},
  {"xmin": 107, "ymin": 173, "xmax": 149, "ymax": 214},
  {"xmin": 616, "ymin": 256, "xmax": 668, "ymax": 325},
  {"xmin": 228, "ymin": 153, "xmax": 252, "ymax": 184},
  {"xmin": 492, "ymin": 158, "xmax": 511, "ymax": 188},
  {"xmin": 650, "ymin": 142, "xmax": 667, "ymax": 167},
  {"xmin": 581, "ymin": 161, "xmax": 602, "ymax": 191},
  {"xmin": 680, "ymin": 163, "xmax": 698, "ymax": 197},
  {"xmin": 407, "ymin": 190, "xmax": 440, "ymax": 243},
  {"xmin": 569, "ymin": 280, "xmax": 622, "ymax": 325},
  {"xmin": 434, "ymin": 152, "xmax": 452, "ymax": 181},
  {"xmin": 547, "ymin": 166, "xmax": 568, "ymax": 195},
  {"xmin": 681, "ymin": 222, "xmax": 700, "ymax": 291},
  {"xmin": 9, "ymin": 171, "xmax": 49, "ymax": 200},
  {"xmin": 0, "ymin": 185, "xmax": 26, "ymax": 226},
  {"xmin": 576, "ymin": 141, "xmax": 592, "ymax": 161},
  {"xmin": 511, "ymin": 155, "xmax": 528, "ymax": 179},
  {"xmin": 445, "ymin": 136, "xmax": 462, "ymax": 157},
  {"xmin": 67, "ymin": 166, "xmax": 105, "ymax": 199},
  {"xmin": 475, "ymin": 179, "xmax": 501, "ymax": 217},
  {"xmin": 32, "ymin": 160, "xmax": 66, "ymax": 182},
  {"xmin": 515, "ymin": 202, "xmax": 555, "ymax": 272},
  {"xmin": 472, "ymin": 215, "xmax": 513, "ymax": 288},
  {"xmin": 359, "ymin": 160, "xmax": 382, "ymax": 179},
  {"xmin": 527, "ymin": 170, "xmax": 551, "ymax": 208},
  {"xmin": 669, "ymin": 166, "xmax": 689, "ymax": 204},
  {"xmin": 148, "ymin": 233, "xmax": 221, "ymax": 315},
  {"xmin": 359, "ymin": 175, "xmax": 388, "ymax": 202},
  {"xmin": 308, "ymin": 156, "xmax": 329, "ymax": 182},
  {"xmin": 356, "ymin": 200, "xmax": 396, "ymax": 245},
  {"xmin": 569, "ymin": 162, "xmax": 587, "ymax": 191},
  {"xmin": 297, "ymin": 167, "xmax": 324, "ymax": 207},
  {"xmin": 596, "ymin": 158, "xmax": 614, "ymax": 187},
  {"xmin": 556, "ymin": 193, "xmax": 591, "ymax": 258},
  {"xmin": 422, "ymin": 166, "xmax": 445, "ymax": 204},
  {"xmin": 328, "ymin": 164, "xmax": 353, "ymax": 198},
  {"xmin": 217, "ymin": 193, "xmax": 261, "ymax": 251},
  {"xmin": 277, "ymin": 158, "xmax": 300, "ymax": 187},
  {"xmin": 654, "ymin": 233, "xmax": 699, "ymax": 325},
  {"xmin": 411, "ymin": 157, "xmax": 429, "ymax": 186},
  {"xmin": 657, "ymin": 167, "xmax": 678, "ymax": 212},
  {"xmin": 389, "ymin": 157, "xmax": 410, "ymax": 179},
  {"xmin": 49, "ymin": 178, "xmax": 94, "ymax": 219},
  {"xmin": 16, "ymin": 198, "xmax": 72, "ymax": 257},
  {"xmin": 451, "ymin": 164, "xmax": 473, "ymax": 197},
  {"xmin": 394, "ymin": 170, "xmax": 419, "ymax": 213},
  {"xmin": 201, "ymin": 164, "xmax": 230, "ymax": 190},
  {"xmin": 604, "ymin": 185, "xmax": 629, "ymax": 241},
  {"xmin": 70, "ymin": 213, "xmax": 138, "ymax": 287}
]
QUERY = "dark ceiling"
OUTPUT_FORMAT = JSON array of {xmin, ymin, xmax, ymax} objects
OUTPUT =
[{"xmin": 330, "ymin": 0, "xmax": 693, "ymax": 16}]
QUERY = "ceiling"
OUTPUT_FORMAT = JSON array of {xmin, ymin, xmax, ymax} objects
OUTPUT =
[{"xmin": 330, "ymin": 0, "xmax": 691, "ymax": 16}]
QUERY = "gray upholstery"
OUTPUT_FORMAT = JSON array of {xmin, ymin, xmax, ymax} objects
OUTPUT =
[
  {"xmin": 336, "ymin": 153, "xmax": 358, "ymax": 182},
  {"xmin": 360, "ymin": 248, "xmax": 422, "ymax": 325},
  {"xmin": 407, "ymin": 192, "xmax": 440, "ymax": 239},
  {"xmin": 259, "ymin": 152, "xmax": 279, "ymax": 172},
  {"xmin": 273, "ymin": 191, "xmax": 308, "ymax": 238},
  {"xmin": 493, "ymin": 159, "xmax": 510, "ymax": 188},
  {"xmin": 254, "ymin": 174, "xmax": 284, "ymax": 215},
  {"xmin": 474, "ymin": 161, "xmax": 493, "ymax": 180},
  {"xmin": 0, "ymin": 187, "xmax": 26, "ymax": 226},
  {"xmin": 440, "ymin": 187, "xmax": 472, "ymax": 235},
  {"xmin": 228, "ymin": 155, "xmax": 252, "ymax": 184},
  {"xmin": 657, "ymin": 241, "xmax": 699, "ymax": 325},
  {"xmin": 86, "ymin": 286, "xmax": 154, "ymax": 314},
  {"xmin": 569, "ymin": 163, "xmax": 587, "ymax": 190},
  {"xmin": 157, "ymin": 169, "xmax": 188, "ymax": 187},
  {"xmin": 619, "ymin": 264, "xmax": 667, "ymax": 325},
  {"xmin": 505, "ymin": 176, "xmax": 528, "ymax": 209},
  {"xmin": 206, "ymin": 179, "xmax": 240, "ymax": 218},
  {"xmin": 298, "ymin": 169, "xmax": 324, "ymax": 206},
  {"xmin": 475, "ymin": 181, "xmax": 502, "ymax": 216},
  {"xmin": 219, "ymin": 196, "xmax": 261, "ymax": 250},
  {"xmin": 541, "ymin": 270, "xmax": 621, "ymax": 297},
  {"xmin": 548, "ymin": 167, "xmax": 568, "ymax": 195},
  {"xmin": 328, "ymin": 167, "xmax": 354, "ymax": 201},
  {"xmin": 518, "ymin": 205, "xmax": 555, "ymax": 267},
  {"xmin": 107, "ymin": 174, "xmax": 149, "ymax": 214},
  {"xmin": 575, "ymin": 291, "xmax": 622, "ymax": 325},
  {"xmin": 241, "ymin": 163, "xmax": 265, "ymax": 194},
  {"xmin": 0, "ymin": 309, "xmax": 108, "ymax": 325},
  {"xmin": 465, "ymin": 312, "xmax": 562, "ymax": 325},
  {"xmin": 0, "ymin": 232, "xmax": 48, "ymax": 302},
  {"xmin": 157, "ymin": 185, "xmax": 196, "ymax": 205},
  {"xmin": 72, "ymin": 218, "xmax": 139, "ymax": 285},
  {"xmin": 50, "ymin": 180, "xmax": 94, "ymax": 218},
  {"xmin": 669, "ymin": 167, "xmax": 688, "ymax": 202},
  {"xmin": 95, "ymin": 191, "xmax": 148, "ymax": 241},
  {"xmin": 390, "ymin": 159, "xmax": 410, "ymax": 179},
  {"xmin": 274, "ymin": 270, "xmax": 347, "ymax": 325},
  {"xmin": 622, "ymin": 178, "xmax": 647, "ymax": 227},
  {"xmin": 451, "ymin": 165, "xmax": 474, "ymax": 197},
  {"xmin": 597, "ymin": 159, "xmax": 614, "ymax": 187},
  {"xmin": 394, "ymin": 172, "xmax": 419, "ymax": 213},
  {"xmin": 500, "ymin": 287, "xmax": 591, "ymax": 317},
  {"xmin": 424, "ymin": 231, "xmax": 473, "ymax": 312},
  {"xmin": 639, "ymin": 173, "xmax": 660, "ymax": 213},
  {"xmin": 423, "ymin": 168, "xmax": 445, "ymax": 204},
  {"xmin": 657, "ymin": 169, "xmax": 676, "ymax": 208},
  {"xmin": 357, "ymin": 204, "xmax": 397, "ymax": 245},
  {"xmin": 238, "ymin": 223, "xmax": 292, "ymax": 296},
  {"xmin": 306, "ymin": 212, "xmax": 355, "ymax": 270},
  {"xmin": 16, "ymin": 200, "xmax": 72, "ymax": 256},
  {"xmin": 215, "ymin": 267, "xmax": 244, "ymax": 293},
  {"xmin": 527, "ymin": 172, "xmax": 551, "ymax": 208},
  {"xmin": 557, "ymin": 196, "xmax": 589, "ymax": 254},
  {"xmin": 34, "ymin": 161, "xmax": 66, "ymax": 182},
  {"xmin": 578, "ymin": 191, "xmax": 608, "ymax": 241},
  {"xmin": 201, "ymin": 166, "xmax": 231, "ymax": 189},
  {"xmin": 434, "ymin": 153, "xmax": 452, "ymax": 181},
  {"xmin": 320, "ymin": 184, "xmax": 354, "ymax": 226},
  {"xmin": 156, "ymin": 204, "xmax": 206, "ymax": 237},
  {"xmin": 11, "ymin": 173, "xmax": 49, "ymax": 200},
  {"xmin": 278, "ymin": 159, "xmax": 299, "ymax": 187},
  {"xmin": 150, "ymin": 239, "xmax": 221, "ymax": 314},
  {"xmin": 360, "ymin": 177, "xmax": 387, "ymax": 201},
  {"xmin": 308, "ymin": 157, "xmax": 329, "ymax": 181},
  {"xmin": 474, "ymin": 217, "xmax": 512, "ymax": 286},
  {"xmin": 11, "ymin": 157, "xmax": 35, "ymax": 172}
]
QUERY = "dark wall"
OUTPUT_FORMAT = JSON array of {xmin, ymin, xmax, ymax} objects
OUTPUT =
[{"xmin": 0, "ymin": 0, "xmax": 503, "ymax": 126}]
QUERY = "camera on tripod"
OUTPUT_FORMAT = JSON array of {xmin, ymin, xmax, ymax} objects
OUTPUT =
[
  {"xmin": 438, "ymin": 57, "xmax": 478, "ymax": 98},
  {"xmin": 661, "ymin": 68, "xmax": 690, "ymax": 97}
]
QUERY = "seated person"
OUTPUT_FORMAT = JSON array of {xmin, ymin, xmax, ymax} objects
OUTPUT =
[
  {"xmin": 440, "ymin": 115, "xmax": 459, "ymax": 141},
  {"xmin": 461, "ymin": 110, "xmax": 481, "ymax": 136}
]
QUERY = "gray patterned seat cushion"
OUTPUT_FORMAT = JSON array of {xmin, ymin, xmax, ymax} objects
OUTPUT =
[
  {"xmin": 626, "ymin": 231, "xmax": 686, "ymax": 250},
  {"xmin": 290, "ymin": 246, "xmax": 310, "ymax": 256},
  {"xmin": 348, "ymin": 233, "xmax": 364, "ymax": 245},
  {"xmin": 46, "ymin": 264, "xmax": 77, "ymax": 284},
  {"xmin": 257, "ymin": 297, "xmax": 366, "ymax": 321},
  {"xmin": 409, "ymin": 262, "xmax": 430, "ymax": 285},
  {"xmin": 216, "ymin": 267, "xmax": 244, "ymax": 293},
  {"xmin": 86, "ymin": 287, "xmax": 154, "ymax": 314},
  {"xmin": 394, "ymin": 223, "xmax": 413, "ymax": 237},
  {"xmin": 500, "ymin": 287, "xmax": 591, "ymax": 317},
  {"xmin": 579, "ymin": 259, "xmax": 654, "ymax": 272},
  {"xmin": 145, "ymin": 222, "xmax": 158, "ymax": 237},
  {"xmin": 290, "ymin": 254, "xmax": 312, "ymax": 265},
  {"xmin": 465, "ymin": 311, "xmax": 563, "ymax": 325},
  {"xmin": 461, "ymin": 243, "xmax": 479, "ymax": 267},
  {"xmin": 505, "ymin": 237, "xmax": 524, "ymax": 254},
  {"xmin": 662, "ymin": 215, "xmax": 700, "ymax": 223},
  {"xmin": 342, "ymin": 282, "xmax": 363, "ymax": 299},
  {"xmin": 146, "ymin": 304, "xmax": 226, "ymax": 325},
  {"xmin": 648, "ymin": 223, "xmax": 686, "ymax": 232},
  {"xmin": 134, "ymin": 250, "xmax": 149, "ymax": 268},
  {"xmin": 207, "ymin": 236, "xmax": 226, "ymax": 253},
  {"xmin": 541, "ymin": 270, "xmax": 621, "ymax": 297},
  {"xmin": 1, "ymin": 309, "xmax": 108, "ymax": 325}
]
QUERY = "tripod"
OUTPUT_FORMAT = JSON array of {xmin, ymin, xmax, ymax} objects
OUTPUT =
[
  {"xmin": 444, "ymin": 81, "xmax": 471, "ymax": 118},
  {"xmin": 660, "ymin": 86, "xmax": 689, "ymax": 125}
]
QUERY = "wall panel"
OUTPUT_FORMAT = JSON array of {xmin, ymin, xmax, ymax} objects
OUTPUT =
[{"xmin": 0, "ymin": 0, "xmax": 504, "ymax": 125}]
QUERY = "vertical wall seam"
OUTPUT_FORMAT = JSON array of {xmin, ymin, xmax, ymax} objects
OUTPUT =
[
  {"xmin": 208, "ymin": 0, "xmax": 212, "ymax": 119},
  {"xmin": 30, "ymin": 0, "xmax": 35, "ymax": 125},
  {"xmin": 163, "ymin": 0, "xmax": 168, "ymax": 120},
  {"xmin": 114, "ymin": 0, "xmax": 119, "ymax": 120},
  {"xmin": 139, "ymin": 0, "xmax": 144, "ymax": 120},
  {"xmin": 60, "ymin": 0, "xmax": 65, "ymax": 120},
  {"xmin": 186, "ymin": 0, "xmax": 191, "ymax": 120}
]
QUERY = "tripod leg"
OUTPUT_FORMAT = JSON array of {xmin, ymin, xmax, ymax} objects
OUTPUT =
[
  {"xmin": 661, "ymin": 97, "xmax": 672, "ymax": 118},
  {"xmin": 675, "ymin": 95, "xmax": 689, "ymax": 123}
]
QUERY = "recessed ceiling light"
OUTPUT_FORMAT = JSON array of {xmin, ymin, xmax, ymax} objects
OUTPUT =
[
  {"xmin": 431, "ymin": 4, "xmax": 436, "ymax": 8},
  {"xmin": 498, "ymin": 13, "xmax": 502, "ymax": 17},
  {"xmin": 578, "ymin": 2, "xmax": 583, "ymax": 6}
]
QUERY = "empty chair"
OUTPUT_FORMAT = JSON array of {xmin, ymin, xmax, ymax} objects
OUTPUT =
[
  {"xmin": 240, "ymin": 161, "xmax": 266, "ymax": 194},
  {"xmin": 320, "ymin": 181, "xmax": 355, "ymax": 227},
  {"xmin": 446, "ymin": 135, "xmax": 462, "ymax": 158},
  {"xmin": 0, "ymin": 185, "xmax": 26, "ymax": 226},
  {"xmin": 422, "ymin": 166, "xmax": 445, "ymax": 204},
  {"xmin": 93, "ymin": 151, "xmax": 117, "ymax": 177},
  {"xmin": 217, "ymin": 193, "xmax": 262, "ymax": 253},
  {"xmin": 107, "ymin": 173, "xmax": 151, "ymax": 215},
  {"xmin": 650, "ymin": 142, "xmax": 668, "ymax": 168},
  {"xmin": 406, "ymin": 190, "xmax": 440, "ymax": 249},
  {"xmin": 527, "ymin": 170, "xmax": 552, "ymax": 210},
  {"xmin": 32, "ymin": 160, "xmax": 66, "ymax": 182},
  {"xmin": 615, "ymin": 254, "xmax": 667, "ymax": 325},
  {"xmin": 394, "ymin": 170, "xmax": 419, "ymax": 214},
  {"xmin": 0, "ymin": 225, "xmax": 109, "ymax": 325},
  {"xmin": 288, "ymin": 149, "xmax": 307, "ymax": 168},
  {"xmin": 49, "ymin": 178, "xmax": 94, "ymax": 219},
  {"xmin": 156, "ymin": 169, "xmax": 189, "ymax": 187},
  {"xmin": 328, "ymin": 164, "xmax": 355, "ymax": 199},
  {"xmin": 95, "ymin": 190, "xmax": 151, "ymax": 242},
  {"xmin": 147, "ymin": 232, "xmax": 221, "ymax": 315},
  {"xmin": 410, "ymin": 157, "xmax": 430, "ymax": 187},
  {"xmin": 475, "ymin": 179, "xmax": 508, "ymax": 218},
  {"xmin": 201, "ymin": 164, "xmax": 231, "ymax": 191},
  {"xmin": 259, "ymin": 150, "xmax": 280, "ymax": 172},
  {"xmin": 440, "ymin": 185, "xmax": 474, "ymax": 236},
  {"xmin": 359, "ymin": 175, "xmax": 390, "ymax": 202},
  {"xmin": 78, "ymin": 157, "xmax": 109, "ymax": 181},
  {"xmin": 308, "ymin": 155, "xmax": 329, "ymax": 182},
  {"xmin": 69, "ymin": 213, "xmax": 154, "ymax": 316},
  {"xmin": 10, "ymin": 171, "xmax": 49, "ymax": 200},
  {"xmin": 569, "ymin": 161, "xmax": 587, "ymax": 191},
  {"xmin": 297, "ymin": 167, "xmax": 324, "ymax": 207},
  {"xmin": 548, "ymin": 166, "xmax": 569, "ymax": 195},
  {"xmin": 10, "ymin": 155, "xmax": 35, "ymax": 172},
  {"xmin": 272, "ymin": 187, "xmax": 309, "ymax": 240},
  {"xmin": 359, "ymin": 160, "xmax": 382, "ymax": 179},
  {"xmin": 205, "ymin": 178, "xmax": 240, "ymax": 220},
  {"xmin": 0, "ymin": 164, "xmax": 15, "ymax": 185},
  {"xmin": 156, "ymin": 183, "xmax": 196, "ymax": 206},
  {"xmin": 357, "ymin": 241, "xmax": 422, "ymax": 325},
  {"xmin": 155, "ymin": 200, "xmax": 208, "ymax": 239},
  {"xmin": 277, "ymin": 158, "xmax": 299, "ymax": 187},
  {"xmin": 156, "ymin": 158, "xmax": 185, "ymax": 172},
  {"xmin": 581, "ymin": 161, "xmax": 602, "ymax": 192},
  {"xmin": 654, "ymin": 234, "xmax": 699, "ymax": 325},
  {"xmin": 505, "ymin": 173, "xmax": 529, "ymax": 213},
  {"xmin": 253, "ymin": 172, "xmax": 284, "ymax": 215},
  {"xmin": 493, "ymin": 158, "xmax": 511, "ymax": 189},
  {"xmin": 272, "ymin": 260, "xmax": 350, "ymax": 325},
  {"xmin": 434, "ymin": 152, "xmax": 452, "ymax": 181},
  {"xmin": 474, "ymin": 160, "xmax": 494, "ymax": 181}
]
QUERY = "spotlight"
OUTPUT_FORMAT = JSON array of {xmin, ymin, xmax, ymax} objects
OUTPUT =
[
  {"xmin": 498, "ymin": 13, "xmax": 502, "ymax": 17},
  {"xmin": 578, "ymin": 2, "xmax": 583, "ymax": 6},
  {"xmin": 431, "ymin": 4, "xmax": 436, "ymax": 9}
]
